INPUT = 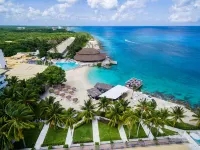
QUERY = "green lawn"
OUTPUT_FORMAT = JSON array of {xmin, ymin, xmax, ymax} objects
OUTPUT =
[
  {"xmin": 171, "ymin": 122, "xmax": 200, "ymax": 130},
  {"xmin": 124, "ymin": 124, "xmax": 147, "ymax": 139},
  {"xmin": 73, "ymin": 122, "xmax": 93, "ymax": 143},
  {"xmin": 98, "ymin": 122, "xmax": 121, "ymax": 141},
  {"xmin": 151, "ymin": 127, "xmax": 177, "ymax": 137},
  {"xmin": 42, "ymin": 127, "xmax": 68, "ymax": 146},
  {"xmin": 14, "ymin": 122, "xmax": 44, "ymax": 149}
]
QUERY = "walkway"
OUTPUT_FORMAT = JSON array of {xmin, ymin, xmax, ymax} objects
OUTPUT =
[
  {"xmin": 34, "ymin": 123, "xmax": 49, "ymax": 150},
  {"xmin": 65, "ymin": 127, "xmax": 74, "ymax": 147},
  {"xmin": 92, "ymin": 117, "xmax": 100, "ymax": 143},
  {"xmin": 141, "ymin": 122, "xmax": 154, "ymax": 140},
  {"xmin": 118, "ymin": 125, "xmax": 128, "ymax": 142}
]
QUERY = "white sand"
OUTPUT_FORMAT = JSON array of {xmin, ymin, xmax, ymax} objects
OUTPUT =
[
  {"xmin": 44, "ymin": 66, "xmax": 196, "ymax": 125},
  {"xmin": 6, "ymin": 64, "xmax": 47, "ymax": 80},
  {"xmin": 46, "ymin": 66, "xmax": 93, "ymax": 110},
  {"xmin": 127, "ymin": 91, "xmax": 196, "ymax": 125}
]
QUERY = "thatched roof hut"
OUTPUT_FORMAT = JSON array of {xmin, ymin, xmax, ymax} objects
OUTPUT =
[{"xmin": 74, "ymin": 48, "xmax": 106, "ymax": 62}]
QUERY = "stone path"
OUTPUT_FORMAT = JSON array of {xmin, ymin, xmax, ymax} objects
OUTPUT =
[
  {"xmin": 34, "ymin": 123, "xmax": 49, "ymax": 150},
  {"xmin": 118, "ymin": 125, "xmax": 128, "ymax": 142},
  {"xmin": 65, "ymin": 127, "xmax": 74, "ymax": 147},
  {"xmin": 92, "ymin": 118, "xmax": 100, "ymax": 143},
  {"xmin": 141, "ymin": 122, "xmax": 154, "ymax": 140}
]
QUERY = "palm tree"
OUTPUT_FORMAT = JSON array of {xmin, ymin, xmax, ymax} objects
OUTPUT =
[
  {"xmin": 123, "ymin": 109, "xmax": 139, "ymax": 139},
  {"xmin": 159, "ymin": 108, "xmax": 171, "ymax": 125},
  {"xmin": 106, "ymin": 102, "xmax": 123, "ymax": 127},
  {"xmin": 136, "ymin": 99, "xmax": 153, "ymax": 137},
  {"xmin": 64, "ymin": 108, "xmax": 77, "ymax": 134},
  {"xmin": 45, "ymin": 101, "xmax": 65, "ymax": 129},
  {"xmin": 0, "ymin": 131, "xmax": 13, "ymax": 150},
  {"xmin": 97, "ymin": 97, "xmax": 111, "ymax": 113},
  {"xmin": 190, "ymin": 108, "xmax": 200, "ymax": 128},
  {"xmin": 2, "ymin": 86, "xmax": 18, "ymax": 101},
  {"xmin": 171, "ymin": 106, "xmax": 186, "ymax": 126},
  {"xmin": 6, "ymin": 76, "xmax": 18, "ymax": 86},
  {"xmin": 81, "ymin": 99, "xmax": 96, "ymax": 123},
  {"xmin": 17, "ymin": 88, "xmax": 39, "ymax": 109},
  {"xmin": 118, "ymin": 99, "xmax": 130, "ymax": 112},
  {"xmin": 1, "ymin": 102, "xmax": 35, "ymax": 148},
  {"xmin": 146, "ymin": 110, "xmax": 164, "ymax": 137},
  {"xmin": 64, "ymin": 108, "xmax": 77, "ymax": 128}
]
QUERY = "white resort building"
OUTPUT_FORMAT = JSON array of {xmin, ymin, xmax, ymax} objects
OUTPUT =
[
  {"xmin": 0, "ymin": 69, "xmax": 8, "ymax": 90},
  {"xmin": 0, "ymin": 49, "xmax": 7, "ymax": 68},
  {"xmin": 0, "ymin": 49, "xmax": 8, "ymax": 90}
]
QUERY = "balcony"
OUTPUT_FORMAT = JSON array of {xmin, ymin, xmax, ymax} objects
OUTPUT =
[
  {"xmin": 0, "ymin": 81, "xmax": 8, "ymax": 89},
  {"xmin": 0, "ymin": 75, "xmax": 6, "ymax": 82}
]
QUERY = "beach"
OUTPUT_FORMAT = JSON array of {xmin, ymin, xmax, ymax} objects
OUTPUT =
[{"xmin": 44, "ymin": 66, "xmax": 196, "ymax": 126}]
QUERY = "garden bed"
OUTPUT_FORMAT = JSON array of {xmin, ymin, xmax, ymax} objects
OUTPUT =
[
  {"xmin": 124, "ymin": 124, "xmax": 147, "ymax": 139},
  {"xmin": 98, "ymin": 121, "xmax": 121, "ymax": 141},
  {"xmin": 42, "ymin": 127, "xmax": 68, "ymax": 146},
  {"xmin": 73, "ymin": 122, "xmax": 93, "ymax": 143}
]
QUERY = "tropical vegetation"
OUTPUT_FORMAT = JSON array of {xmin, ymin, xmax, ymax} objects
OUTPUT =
[
  {"xmin": 1, "ymin": 70, "xmax": 200, "ymax": 149},
  {"xmin": 0, "ymin": 27, "xmax": 91, "ymax": 58}
]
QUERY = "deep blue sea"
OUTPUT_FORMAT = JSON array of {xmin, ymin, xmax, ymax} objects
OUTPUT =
[{"xmin": 74, "ymin": 26, "xmax": 200, "ymax": 106}]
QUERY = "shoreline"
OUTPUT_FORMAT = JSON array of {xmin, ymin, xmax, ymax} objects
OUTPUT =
[{"xmin": 48, "ymin": 66, "xmax": 196, "ymax": 125}]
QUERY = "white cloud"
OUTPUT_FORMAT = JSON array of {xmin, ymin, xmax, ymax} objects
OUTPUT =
[
  {"xmin": 111, "ymin": 0, "xmax": 149, "ymax": 21},
  {"xmin": 0, "ymin": 0, "xmax": 5, "ymax": 4},
  {"xmin": 87, "ymin": 0, "xmax": 118, "ymax": 9},
  {"xmin": 169, "ymin": 0, "xmax": 200, "ymax": 22},
  {"xmin": 57, "ymin": 0, "xmax": 78, "ymax": 4}
]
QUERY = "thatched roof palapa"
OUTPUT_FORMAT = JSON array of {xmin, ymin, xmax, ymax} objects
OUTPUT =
[{"xmin": 74, "ymin": 48, "xmax": 106, "ymax": 62}]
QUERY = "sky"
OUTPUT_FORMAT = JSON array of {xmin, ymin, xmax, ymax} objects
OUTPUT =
[{"xmin": 0, "ymin": 0, "xmax": 200, "ymax": 26}]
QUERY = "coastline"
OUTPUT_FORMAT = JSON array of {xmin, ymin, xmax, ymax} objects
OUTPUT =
[{"xmin": 48, "ymin": 65, "xmax": 196, "ymax": 125}]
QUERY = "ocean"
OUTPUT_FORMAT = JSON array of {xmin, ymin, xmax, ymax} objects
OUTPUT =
[{"xmin": 74, "ymin": 26, "xmax": 200, "ymax": 106}]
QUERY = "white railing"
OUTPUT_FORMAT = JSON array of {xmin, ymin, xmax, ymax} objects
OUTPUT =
[{"xmin": 0, "ymin": 81, "xmax": 8, "ymax": 89}]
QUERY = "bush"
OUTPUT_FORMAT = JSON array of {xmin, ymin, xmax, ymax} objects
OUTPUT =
[
  {"xmin": 97, "ymin": 63, "xmax": 102, "ymax": 68},
  {"xmin": 80, "ymin": 143, "xmax": 84, "ymax": 147},
  {"xmin": 48, "ymin": 145, "xmax": 53, "ymax": 149},
  {"xmin": 63, "ymin": 144, "xmax": 68, "ymax": 148},
  {"xmin": 95, "ymin": 142, "xmax": 99, "ymax": 145},
  {"xmin": 110, "ymin": 140, "xmax": 114, "ymax": 144},
  {"xmin": 49, "ymin": 89, "xmax": 54, "ymax": 93}
]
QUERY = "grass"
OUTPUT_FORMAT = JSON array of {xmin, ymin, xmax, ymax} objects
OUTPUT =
[
  {"xmin": 73, "ymin": 122, "xmax": 93, "ymax": 143},
  {"xmin": 14, "ymin": 122, "xmax": 44, "ymax": 149},
  {"xmin": 124, "ymin": 124, "xmax": 147, "ymax": 139},
  {"xmin": 42, "ymin": 127, "xmax": 68, "ymax": 146},
  {"xmin": 98, "ymin": 122, "xmax": 121, "ymax": 141},
  {"xmin": 151, "ymin": 127, "xmax": 177, "ymax": 137},
  {"xmin": 171, "ymin": 122, "xmax": 200, "ymax": 130}
]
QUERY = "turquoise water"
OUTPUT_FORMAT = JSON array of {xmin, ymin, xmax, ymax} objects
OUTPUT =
[
  {"xmin": 74, "ymin": 27, "xmax": 200, "ymax": 106},
  {"xmin": 56, "ymin": 62, "xmax": 79, "ymax": 70}
]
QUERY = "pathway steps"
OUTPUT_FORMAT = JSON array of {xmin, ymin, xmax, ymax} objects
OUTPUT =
[
  {"xmin": 92, "ymin": 117, "xmax": 100, "ymax": 143},
  {"xmin": 118, "ymin": 125, "xmax": 128, "ymax": 142},
  {"xmin": 34, "ymin": 123, "xmax": 49, "ymax": 150}
]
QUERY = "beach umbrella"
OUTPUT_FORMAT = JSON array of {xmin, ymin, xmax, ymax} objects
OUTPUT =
[{"xmin": 60, "ymin": 93, "xmax": 65, "ymax": 97}]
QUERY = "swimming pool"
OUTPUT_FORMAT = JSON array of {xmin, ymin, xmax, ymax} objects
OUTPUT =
[{"xmin": 56, "ymin": 62, "xmax": 79, "ymax": 70}]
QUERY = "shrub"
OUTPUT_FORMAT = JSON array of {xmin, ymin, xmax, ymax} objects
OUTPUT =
[
  {"xmin": 49, "ymin": 89, "xmax": 54, "ymax": 93},
  {"xmin": 80, "ymin": 143, "xmax": 84, "ymax": 147},
  {"xmin": 110, "ymin": 140, "xmax": 114, "ymax": 144},
  {"xmin": 97, "ymin": 63, "xmax": 102, "ymax": 68},
  {"xmin": 95, "ymin": 142, "xmax": 99, "ymax": 145},
  {"xmin": 63, "ymin": 144, "xmax": 68, "ymax": 148},
  {"xmin": 48, "ymin": 145, "xmax": 53, "ymax": 149},
  {"xmin": 31, "ymin": 148, "xmax": 36, "ymax": 150}
]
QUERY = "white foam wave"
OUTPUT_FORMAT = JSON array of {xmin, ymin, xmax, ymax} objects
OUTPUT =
[{"xmin": 125, "ymin": 39, "xmax": 137, "ymax": 44}]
